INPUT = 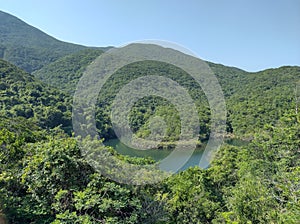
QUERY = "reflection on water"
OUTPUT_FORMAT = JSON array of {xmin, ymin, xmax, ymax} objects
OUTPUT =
[{"xmin": 105, "ymin": 138, "xmax": 248, "ymax": 171}]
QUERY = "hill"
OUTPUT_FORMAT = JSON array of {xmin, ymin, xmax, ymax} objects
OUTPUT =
[
  {"xmin": 33, "ymin": 51, "xmax": 300, "ymax": 139},
  {"xmin": 33, "ymin": 48, "xmax": 104, "ymax": 94},
  {"xmin": 0, "ymin": 59, "xmax": 72, "ymax": 132},
  {"xmin": 2, "ymin": 9, "xmax": 298, "ymax": 140},
  {"xmin": 0, "ymin": 11, "xmax": 299, "ymax": 224},
  {"xmin": 0, "ymin": 10, "xmax": 110, "ymax": 73},
  {"xmin": 227, "ymin": 66, "xmax": 300, "ymax": 134},
  {"xmin": 1, "ymin": 10, "xmax": 299, "ymax": 140},
  {"xmin": 100, "ymin": 62, "xmax": 300, "ymax": 139}
]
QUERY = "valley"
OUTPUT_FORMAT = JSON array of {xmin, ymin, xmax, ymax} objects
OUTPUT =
[{"xmin": 0, "ymin": 10, "xmax": 299, "ymax": 224}]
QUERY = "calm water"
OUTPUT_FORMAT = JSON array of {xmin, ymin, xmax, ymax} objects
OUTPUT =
[{"xmin": 105, "ymin": 138, "xmax": 247, "ymax": 171}]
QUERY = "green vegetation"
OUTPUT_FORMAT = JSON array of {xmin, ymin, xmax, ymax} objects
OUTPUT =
[
  {"xmin": 0, "ymin": 11, "xmax": 299, "ymax": 223},
  {"xmin": 0, "ymin": 118, "xmax": 157, "ymax": 223},
  {"xmin": 0, "ymin": 112, "xmax": 299, "ymax": 223},
  {"xmin": 33, "ymin": 49, "xmax": 104, "ymax": 94},
  {"xmin": 1, "ymin": 58, "xmax": 299, "ymax": 223},
  {"xmin": 35, "ymin": 55, "xmax": 300, "ymax": 141},
  {"xmin": 95, "ymin": 60, "xmax": 211, "ymax": 144},
  {"xmin": 0, "ymin": 10, "xmax": 110, "ymax": 73},
  {"xmin": 226, "ymin": 66, "xmax": 300, "ymax": 136},
  {"xmin": 0, "ymin": 59, "xmax": 72, "ymax": 132}
]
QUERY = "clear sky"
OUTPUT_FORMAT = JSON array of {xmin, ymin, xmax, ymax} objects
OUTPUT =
[{"xmin": 1, "ymin": 0, "xmax": 299, "ymax": 72}]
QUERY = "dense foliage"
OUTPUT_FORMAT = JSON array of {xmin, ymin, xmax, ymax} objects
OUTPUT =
[
  {"xmin": 35, "ymin": 54, "xmax": 300, "ymax": 141},
  {"xmin": 0, "ymin": 12, "xmax": 299, "ymax": 223},
  {"xmin": 226, "ymin": 66, "xmax": 300, "ymax": 136},
  {"xmin": 0, "ymin": 112, "xmax": 299, "ymax": 223},
  {"xmin": 0, "ymin": 59, "xmax": 72, "ymax": 132},
  {"xmin": 33, "ymin": 49, "xmax": 104, "ymax": 94},
  {"xmin": 1, "ymin": 59, "xmax": 299, "ymax": 223},
  {"xmin": 95, "ymin": 60, "xmax": 211, "ymax": 144}
]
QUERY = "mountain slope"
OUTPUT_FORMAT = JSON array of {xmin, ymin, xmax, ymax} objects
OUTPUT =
[
  {"xmin": 33, "ymin": 48, "xmax": 104, "ymax": 94},
  {"xmin": 1, "ymin": 10, "xmax": 299, "ymax": 139},
  {"xmin": 0, "ymin": 10, "xmax": 109, "ymax": 73},
  {"xmin": 0, "ymin": 59, "xmax": 72, "ymax": 132},
  {"xmin": 33, "ymin": 53, "xmax": 300, "ymax": 138},
  {"xmin": 227, "ymin": 66, "xmax": 300, "ymax": 135}
]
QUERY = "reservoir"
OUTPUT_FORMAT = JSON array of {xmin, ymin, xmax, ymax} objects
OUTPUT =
[{"xmin": 105, "ymin": 138, "xmax": 247, "ymax": 171}]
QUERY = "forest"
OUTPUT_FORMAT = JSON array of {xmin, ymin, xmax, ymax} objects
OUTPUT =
[{"xmin": 0, "ymin": 10, "xmax": 300, "ymax": 224}]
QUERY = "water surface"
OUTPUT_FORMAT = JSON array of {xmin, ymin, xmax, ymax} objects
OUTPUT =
[{"xmin": 105, "ymin": 139, "xmax": 246, "ymax": 171}]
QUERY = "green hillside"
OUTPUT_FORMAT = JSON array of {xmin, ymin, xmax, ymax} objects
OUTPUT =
[
  {"xmin": 33, "ymin": 48, "xmax": 104, "ymax": 94},
  {"xmin": 1, "ymin": 100, "xmax": 299, "ymax": 223},
  {"xmin": 0, "ymin": 11, "xmax": 299, "ymax": 224},
  {"xmin": 99, "ymin": 62, "xmax": 299, "ymax": 140},
  {"xmin": 33, "ymin": 52, "xmax": 300, "ymax": 139},
  {"xmin": 227, "ymin": 66, "xmax": 300, "ymax": 135},
  {"xmin": 0, "ymin": 59, "xmax": 72, "ymax": 132},
  {"xmin": 0, "ymin": 10, "xmax": 110, "ymax": 73}
]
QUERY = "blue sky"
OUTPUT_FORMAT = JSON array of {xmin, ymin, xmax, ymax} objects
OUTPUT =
[{"xmin": 1, "ymin": 0, "xmax": 299, "ymax": 72}]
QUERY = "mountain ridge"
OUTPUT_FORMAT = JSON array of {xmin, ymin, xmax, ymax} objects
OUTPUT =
[
  {"xmin": 1, "ymin": 10, "xmax": 300, "ymax": 139},
  {"xmin": 0, "ymin": 10, "xmax": 109, "ymax": 73},
  {"xmin": 2, "ymin": 10, "xmax": 298, "ymax": 74}
]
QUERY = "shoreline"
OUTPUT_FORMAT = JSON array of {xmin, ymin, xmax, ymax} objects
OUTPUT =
[{"xmin": 105, "ymin": 134, "xmax": 250, "ymax": 150}]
